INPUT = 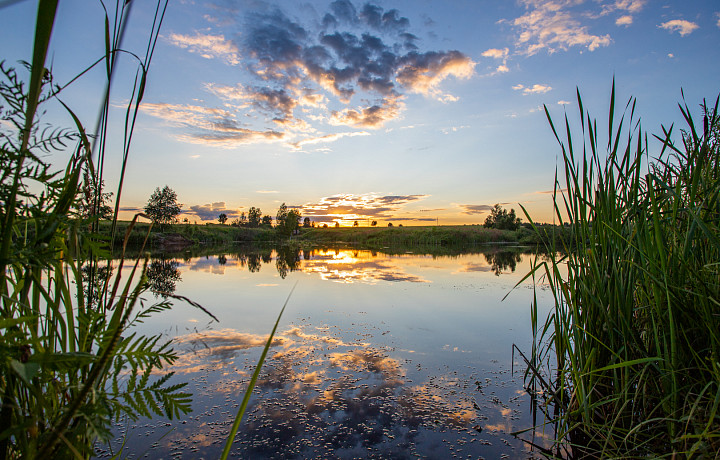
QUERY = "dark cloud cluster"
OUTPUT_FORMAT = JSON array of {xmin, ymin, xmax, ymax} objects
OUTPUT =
[
  {"xmin": 159, "ymin": 1, "xmax": 475, "ymax": 147},
  {"xmin": 184, "ymin": 202, "xmax": 241, "ymax": 221},
  {"xmin": 459, "ymin": 204, "xmax": 493, "ymax": 215}
]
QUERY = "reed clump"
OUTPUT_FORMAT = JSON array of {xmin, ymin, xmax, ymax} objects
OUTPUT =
[
  {"xmin": 522, "ymin": 83, "xmax": 720, "ymax": 458},
  {"xmin": 0, "ymin": 2, "xmax": 216, "ymax": 458}
]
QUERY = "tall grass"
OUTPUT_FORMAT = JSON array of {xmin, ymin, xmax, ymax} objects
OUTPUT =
[
  {"xmin": 0, "ymin": 2, "xmax": 217, "ymax": 458},
  {"xmin": 520, "ymin": 82, "xmax": 720, "ymax": 457}
]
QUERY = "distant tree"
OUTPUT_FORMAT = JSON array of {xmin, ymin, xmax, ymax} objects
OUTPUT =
[
  {"xmin": 483, "ymin": 204, "xmax": 522, "ymax": 230},
  {"xmin": 248, "ymin": 207, "xmax": 262, "ymax": 227},
  {"xmin": 398, "ymin": 224, "xmax": 403, "ymax": 227},
  {"xmin": 275, "ymin": 203, "xmax": 288, "ymax": 229},
  {"xmin": 237, "ymin": 211, "xmax": 247, "ymax": 226},
  {"xmin": 387, "ymin": 222, "xmax": 393, "ymax": 227},
  {"xmin": 183, "ymin": 217, "xmax": 189, "ymax": 223},
  {"xmin": 322, "ymin": 223, "xmax": 328, "ymax": 228},
  {"xmin": 218, "ymin": 213, "xmax": 227, "ymax": 224},
  {"xmin": 303, "ymin": 217, "xmax": 311, "ymax": 227},
  {"xmin": 144, "ymin": 185, "xmax": 182, "ymax": 229},
  {"xmin": 311, "ymin": 221, "xmax": 315, "ymax": 227},
  {"xmin": 334, "ymin": 222, "xmax": 340, "ymax": 228},
  {"xmin": 371, "ymin": 220, "xmax": 377, "ymax": 227},
  {"xmin": 286, "ymin": 210, "xmax": 301, "ymax": 235},
  {"xmin": 353, "ymin": 221, "xmax": 359, "ymax": 227},
  {"xmin": 261, "ymin": 215, "xmax": 273, "ymax": 226}
]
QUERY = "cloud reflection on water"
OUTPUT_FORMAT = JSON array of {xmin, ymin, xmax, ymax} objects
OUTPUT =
[{"xmin": 134, "ymin": 321, "xmax": 536, "ymax": 458}]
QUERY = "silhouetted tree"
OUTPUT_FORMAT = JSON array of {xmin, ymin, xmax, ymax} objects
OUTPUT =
[
  {"xmin": 322, "ymin": 223, "xmax": 328, "ymax": 228},
  {"xmin": 371, "ymin": 220, "xmax": 377, "ymax": 227},
  {"xmin": 303, "ymin": 217, "xmax": 311, "ymax": 227},
  {"xmin": 334, "ymin": 222, "xmax": 340, "ymax": 228},
  {"xmin": 387, "ymin": 222, "xmax": 393, "ymax": 227},
  {"xmin": 261, "ymin": 215, "xmax": 273, "ymax": 227},
  {"xmin": 353, "ymin": 221, "xmax": 359, "ymax": 227},
  {"xmin": 218, "ymin": 213, "xmax": 227, "ymax": 224},
  {"xmin": 483, "ymin": 204, "xmax": 522, "ymax": 230},
  {"xmin": 248, "ymin": 207, "xmax": 262, "ymax": 227},
  {"xmin": 144, "ymin": 185, "xmax": 182, "ymax": 229},
  {"xmin": 275, "ymin": 203, "xmax": 288, "ymax": 229}
]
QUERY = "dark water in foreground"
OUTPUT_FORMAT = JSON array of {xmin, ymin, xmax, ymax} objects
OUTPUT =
[{"xmin": 99, "ymin": 246, "xmax": 555, "ymax": 459}]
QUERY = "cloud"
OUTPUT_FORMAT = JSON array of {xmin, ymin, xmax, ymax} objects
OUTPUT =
[
  {"xmin": 512, "ymin": 83, "xmax": 552, "ymax": 95},
  {"xmin": 139, "ymin": 102, "xmax": 283, "ymax": 147},
  {"xmin": 557, "ymin": 100, "xmax": 571, "ymax": 105},
  {"xmin": 167, "ymin": 32, "xmax": 241, "ymax": 65},
  {"xmin": 660, "ymin": 19, "xmax": 699, "ymax": 37},
  {"xmin": 600, "ymin": 0, "xmax": 646, "ymax": 16},
  {"xmin": 287, "ymin": 131, "xmax": 371, "ymax": 149},
  {"xmin": 158, "ymin": 2, "xmax": 475, "ymax": 147},
  {"xmin": 481, "ymin": 48, "xmax": 509, "ymax": 59},
  {"xmin": 459, "ymin": 204, "xmax": 493, "ymax": 215},
  {"xmin": 256, "ymin": 190, "xmax": 279, "ymax": 194},
  {"xmin": 330, "ymin": 96, "xmax": 405, "ymax": 128},
  {"xmin": 615, "ymin": 15, "xmax": 633, "ymax": 26},
  {"xmin": 184, "ymin": 202, "xmax": 241, "ymax": 221},
  {"xmin": 300, "ymin": 193, "xmax": 429, "ymax": 221},
  {"xmin": 512, "ymin": 0, "xmax": 612, "ymax": 55},
  {"xmin": 717, "ymin": 13, "xmax": 720, "ymax": 29}
]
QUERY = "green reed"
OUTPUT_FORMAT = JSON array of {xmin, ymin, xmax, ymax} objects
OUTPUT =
[
  {"xmin": 0, "ymin": 2, "xmax": 217, "ymax": 458},
  {"xmin": 519, "ymin": 81, "xmax": 720, "ymax": 458}
]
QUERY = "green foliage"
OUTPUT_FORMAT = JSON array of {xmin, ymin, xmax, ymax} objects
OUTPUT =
[
  {"xmin": 218, "ymin": 213, "xmax": 227, "ymax": 224},
  {"xmin": 521, "ymin": 83, "xmax": 720, "ymax": 457},
  {"xmin": 0, "ymin": 2, "xmax": 211, "ymax": 458},
  {"xmin": 482, "ymin": 204, "xmax": 521, "ymax": 230},
  {"xmin": 144, "ymin": 185, "xmax": 182, "ymax": 228},
  {"xmin": 247, "ymin": 206, "xmax": 262, "ymax": 227},
  {"xmin": 275, "ymin": 203, "xmax": 301, "ymax": 236}
]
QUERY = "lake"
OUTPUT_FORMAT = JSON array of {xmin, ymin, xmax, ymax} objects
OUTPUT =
[{"xmin": 100, "ymin": 245, "xmax": 555, "ymax": 459}]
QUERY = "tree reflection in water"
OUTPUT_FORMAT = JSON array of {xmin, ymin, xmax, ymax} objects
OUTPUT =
[
  {"xmin": 275, "ymin": 245, "xmax": 301, "ymax": 279},
  {"xmin": 146, "ymin": 259, "xmax": 182, "ymax": 297},
  {"xmin": 484, "ymin": 249, "xmax": 523, "ymax": 276}
]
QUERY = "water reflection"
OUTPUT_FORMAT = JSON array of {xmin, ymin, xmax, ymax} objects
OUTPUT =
[
  {"xmin": 108, "ymin": 245, "xmax": 554, "ymax": 459},
  {"xmin": 144, "ymin": 245, "xmax": 533, "ymax": 288},
  {"xmin": 129, "ymin": 322, "xmax": 536, "ymax": 459},
  {"xmin": 146, "ymin": 259, "xmax": 182, "ymax": 297}
]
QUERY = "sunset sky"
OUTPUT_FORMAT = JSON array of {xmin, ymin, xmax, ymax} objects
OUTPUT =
[{"xmin": 1, "ymin": 0, "xmax": 719, "ymax": 225}]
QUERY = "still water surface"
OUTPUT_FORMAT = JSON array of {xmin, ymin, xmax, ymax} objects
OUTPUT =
[{"xmin": 104, "ymin": 246, "xmax": 554, "ymax": 459}]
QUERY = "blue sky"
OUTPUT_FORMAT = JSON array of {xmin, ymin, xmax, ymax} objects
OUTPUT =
[{"xmin": 2, "ymin": 0, "xmax": 719, "ymax": 225}]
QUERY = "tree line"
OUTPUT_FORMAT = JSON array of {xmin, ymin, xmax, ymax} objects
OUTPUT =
[{"xmin": 144, "ymin": 186, "xmax": 302, "ymax": 236}]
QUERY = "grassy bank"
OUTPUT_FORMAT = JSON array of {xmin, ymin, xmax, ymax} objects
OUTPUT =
[
  {"xmin": 521, "ymin": 86, "xmax": 720, "ymax": 458},
  {"xmin": 113, "ymin": 221, "xmax": 571, "ymax": 250}
]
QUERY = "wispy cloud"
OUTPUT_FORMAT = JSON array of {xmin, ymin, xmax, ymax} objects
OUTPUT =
[
  {"xmin": 288, "ymin": 131, "xmax": 371, "ymax": 149},
  {"xmin": 511, "ymin": 0, "xmax": 612, "ymax": 55},
  {"xmin": 512, "ymin": 83, "xmax": 552, "ymax": 95},
  {"xmin": 139, "ymin": 102, "xmax": 283, "ymax": 147},
  {"xmin": 167, "ymin": 32, "xmax": 241, "ymax": 65},
  {"xmin": 157, "ymin": 1, "xmax": 475, "ymax": 149},
  {"xmin": 256, "ymin": 190, "xmax": 279, "ymax": 194},
  {"xmin": 481, "ymin": 47, "xmax": 510, "ymax": 74},
  {"xmin": 458, "ymin": 204, "xmax": 493, "ymax": 215},
  {"xmin": 660, "ymin": 19, "xmax": 699, "ymax": 37}
]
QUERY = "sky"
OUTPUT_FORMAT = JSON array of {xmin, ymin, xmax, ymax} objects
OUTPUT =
[{"xmin": 1, "ymin": 0, "xmax": 719, "ymax": 225}]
